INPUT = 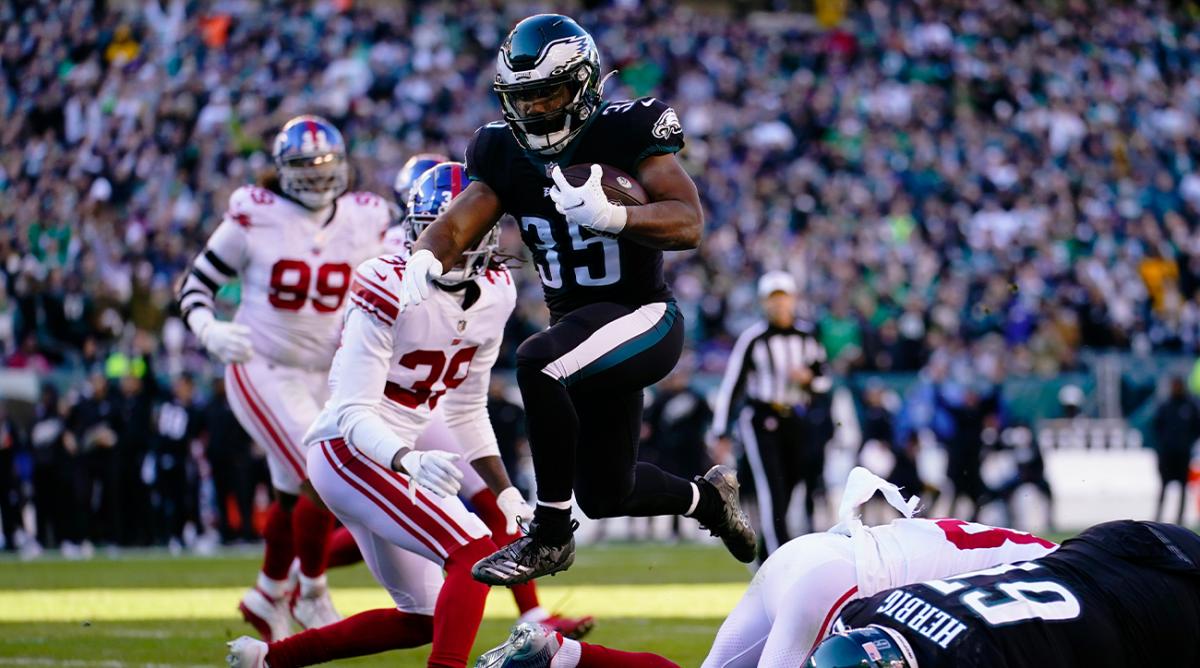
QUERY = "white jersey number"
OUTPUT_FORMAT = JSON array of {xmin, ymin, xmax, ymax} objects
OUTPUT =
[
  {"xmin": 925, "ymin": 562, "xmax": 1081, "ymax": 626},
  {"xmin": 523, "ymin": 216, "xmax": 621, "ymax": 288}
]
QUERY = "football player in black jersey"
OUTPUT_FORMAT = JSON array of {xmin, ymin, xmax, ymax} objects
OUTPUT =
[
  {"xmin": 396, "ymin": 14, "xmax": 755, "ymax": 584},
  {"xmin": 809, "ymin": 520, "xmax": 1200, "ymax": 668}
]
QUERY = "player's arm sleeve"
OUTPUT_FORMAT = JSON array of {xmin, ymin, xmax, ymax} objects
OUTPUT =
[
  {"xmin": 711, "ymin": 325, "xmax": 758, "ymax": 438},
  {"xmin": 630, "ymin": 97, "xmax": 686, "ymax": 166},
  {"xmin": 177, "ymin": 207, "xmax": 249, "ymax": 333},
  {"xmin": 331, "ymin": 306, "xmax": 408, "ymax": 469},
  {"xmin": 438, "ymin": 334, "xmax": 502, "ymax": 463}
]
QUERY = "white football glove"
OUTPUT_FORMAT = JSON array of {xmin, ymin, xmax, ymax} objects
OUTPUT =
[
  {"xmin": 398, "ymin": 448, "xmax": 463, "ymax": 499},
  {"xmin": 397, "ymin": 249, "xmax": 443, "ymax": 312},
  {"xmin": 194, "ymin": 315, "xmax": 253, "ymax": 363},
  {"xmin": 495, "ymin": 486, "xmax": 534, "ymax": 536},
  {"xmin": 549, "ymin": 164, "xmax": 628, "ymax": 236}
]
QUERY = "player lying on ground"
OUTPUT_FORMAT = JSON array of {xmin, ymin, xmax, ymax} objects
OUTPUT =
[
  {"xmin": 177, "ymin": 115, "xmax": 389, "ymax": 638},
  {"xmin": 226, "ymin": 162, "xmax": 526, "ymax": 668},
  {"xmin": 399, "ymin": 12, "xmax": 755, "ymax": 587},
  {"xmin": 810, "ymin": 519, "xmax": 1200, "ymax": 668},
  {"xmin": 320, "ymin": 154, "xmax": 595, "ymax": 640},
  {"xmin": 476, "ymin": 467, "xmax": 1058, "ymax": 668}
]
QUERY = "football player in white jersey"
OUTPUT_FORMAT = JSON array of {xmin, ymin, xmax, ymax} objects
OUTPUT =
[
  {"xmin": 476, "ymin": 467, "xmax": 1058, "ymax": 668},
  {"xmin": 226, "ymin": 162, "xmax": 535, "ymax": 668},
  {"xmin": 177, "ymin": 115, "xmax": 389, "ymax": 639},
  {"xmin": 323, "ymin": 154, "xmax": 596, "ymax": 639}
]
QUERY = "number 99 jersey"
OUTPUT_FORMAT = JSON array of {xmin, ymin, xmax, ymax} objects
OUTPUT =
[
  {"xmin": 205, "ymin": 186, "xmax": 390, "ymax": 370},
  {"xmin": 831, "ymin": 521, "xmax": 1200, "ymax": 668},
  {"xmin": 466, "ymin": 97, "xmax": 683, "ymax": 321}
]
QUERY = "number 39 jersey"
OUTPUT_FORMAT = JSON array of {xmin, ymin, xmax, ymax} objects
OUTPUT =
[
  {"xmin": 834, "ymin": 520, "xmax": 1200, "ymax": 668},
  {"xmin": 304, "ymin": 255, "xmax": 517, "ymax": 463},
  {"xmin": 200, "ymin": 186, "xmax": 389, "ymax": 369},
  {"xmin": 466, "ymin": 97, "xmax": 683, "ymax": 320}
]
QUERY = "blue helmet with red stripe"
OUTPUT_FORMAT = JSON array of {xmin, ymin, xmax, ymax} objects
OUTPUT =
[
  {"xmin": 273, "ymin": 115, "xmax": 349, "ymax": 209},
  {"xmin": 404, "ymin": 162, "xmax": 498, "ymax": 284},
  {"xmin": 393, "ymin": 153, "xmax": 449, "ymax": 210}
]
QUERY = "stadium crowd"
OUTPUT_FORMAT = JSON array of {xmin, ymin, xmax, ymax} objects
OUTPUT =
[{"xmin": 3, "ymin": 0, "xmax": 1200, "ymax": 551}]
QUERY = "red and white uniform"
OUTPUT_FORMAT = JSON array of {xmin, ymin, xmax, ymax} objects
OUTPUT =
[
  {"xmin": 304, "ymin": 255, "xmax": 516, "ymax": 609},
  {"xmin": 701, "ymin": 468, "xmax": 1057, "ymax": 668},
  {"xmin": 190, "ymin": 185, "xmax": 389, "ymax": 494}
]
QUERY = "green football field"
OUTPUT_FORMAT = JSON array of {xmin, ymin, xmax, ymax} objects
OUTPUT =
[{"xmin": 0, "ymin": 542, "xmax": 751, "ymax": 667}]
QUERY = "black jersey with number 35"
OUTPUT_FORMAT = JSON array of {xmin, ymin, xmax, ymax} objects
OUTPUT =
[
  {"xmin": 466, "ymin": 97, "xmax": 684, "ymax": 320},
  {"xmin": 833, "ymin": 521, "xmax": 1200, "ymax": 668}
]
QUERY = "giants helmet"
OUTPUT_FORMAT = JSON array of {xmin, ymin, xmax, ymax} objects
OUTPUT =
[
  {"xmin": 392, "ymin": 153, "xmax": 449, "ymax": 212},
  {"xmin": 272, "ymin": 115, "xmax": 349, "ymax": 210},
  {"xmin": 807, "ymin": 626, "xmax": 917, "ymax": 668},
  {"xmin": 494, "ymin": 14, "xmax": 605, "ymax": 155},
  {"xmin": 404, "ymin": 162, "xmax": 499, "ymax": 285}
]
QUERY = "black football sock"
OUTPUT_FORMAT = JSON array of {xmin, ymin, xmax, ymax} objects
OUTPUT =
[
  {"xmin": 516, "ymin": 365, "xmax": 578, "ymax": 511},
  {"xmin": 531, "ymin": 504, "xmax": 574, "ymax": 546},
  {"xmin": 688, "ymin": 476, "xmax": 724, "ymax": 525}
]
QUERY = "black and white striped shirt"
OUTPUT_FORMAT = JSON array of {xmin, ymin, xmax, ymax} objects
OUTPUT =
[{"xmin": 711, "ymin": 320, "xmax": 831, "ymax": 437}]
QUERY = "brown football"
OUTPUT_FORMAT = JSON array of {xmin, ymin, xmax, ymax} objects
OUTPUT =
[{"xmin": 561, "ymin": 163, "xmax": 647, "ymax": 206}]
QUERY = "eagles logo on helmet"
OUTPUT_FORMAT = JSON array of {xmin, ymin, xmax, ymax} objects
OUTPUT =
[
  {"xmin": 493, "ymin": 14, "xmax": 608, "ymax": 155},
  {"xmin": 402, "ymin": 162, "xmax": 499, "ymax": 285},
  {"xmin": 272, "ymin": 115, "xmax": 349, "ymax": 210}
]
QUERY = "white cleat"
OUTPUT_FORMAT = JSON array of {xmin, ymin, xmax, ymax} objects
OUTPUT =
[
  {"xmin": 290, "ymin": 586, "xmax": 341, "ymax": 629},
  {"xmin": 238, "ymin": 587, "xmax": 292, "ymax": 642},
  {"xmin": 226, "ymin": 635, "xmax": 268, "ymax": 667}
]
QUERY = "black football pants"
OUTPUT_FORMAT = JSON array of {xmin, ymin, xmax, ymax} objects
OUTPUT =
[{"xmin": 515, "ymin": 300, "xmax": 692, "ymax": 518}]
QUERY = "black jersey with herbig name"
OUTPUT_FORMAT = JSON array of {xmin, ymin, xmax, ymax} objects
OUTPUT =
[
  {"xmin": 466, "ymin": 97, "xmax": 684, "ymax": 320},
  {"xmin": 832, "ymin": 520, "xmax": 1200, "ymax": 668}
]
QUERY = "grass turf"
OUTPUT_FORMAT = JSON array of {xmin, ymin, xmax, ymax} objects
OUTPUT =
[{"xmin": 0, "ymin": 542, "xmax": 750, "ymax": 667}]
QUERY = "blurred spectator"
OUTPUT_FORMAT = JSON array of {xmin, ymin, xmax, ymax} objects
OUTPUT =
[
  {"xmin": 1152, "ymin": 376, "xmax": 1200, "ymax": 524},
  {"xmin": 205, "ymin": 377, "xmax": 257, "ymax": 544},
  {"xmin": 28, "ymin": 386, "xmax": 74, "ymax": 550},
  {"xmin": 982, "ymin": 425, "xmax": 1055, "ymax": 531},
  {"xmin": 936, "ymin": 386, "xmax": 999, "ymax": 522},
  {"xmin": 152, "ymin": 373, "xmax": 201, "ymax": 549},
  {"xmin": 0, "ymin": 405, "xmax": 22, "ymax": 551},
  {"xmin": 641, "ymin": 355, "xmax": 713, "ymax": 540},
  {"xmin": 69, "ymin": 370, "xmax": 118, "ymax": 546}
]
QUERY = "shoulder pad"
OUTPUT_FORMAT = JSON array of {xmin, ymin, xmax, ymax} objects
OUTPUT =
[
  {"xmin": 343, "ymin": 191, "xmax": 391, "ymax": 229},
  {"xmin": 349, "ymin": 255, "xmax": 405, "ymax": 326},
  {"xmin": 227, "ymin": 185, "xmax": 280, "ymax": 227}
]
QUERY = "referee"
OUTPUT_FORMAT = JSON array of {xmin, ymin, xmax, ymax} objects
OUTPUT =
[{"xmin": 711, "ymin": 272, "xmax": 831, "ymax": 558}]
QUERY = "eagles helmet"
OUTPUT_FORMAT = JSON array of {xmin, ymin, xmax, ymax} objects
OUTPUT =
[
  {"xmin": 392, "ymin": 153, "xmax": 448, "ymax": 211},
  {"xmin": 272, "ymin": 115, "xmax": 349, "ymax": 210},
  {"xmin": 494, "ymin": 14, "xmax": 606, "ymax": 155},
  {"xmin": 404, "ymin": 162, "xmax": 499, "ymax": 285},
  {"xmin": 808, "ymin": 626, "xmax": 917, "ymax": 668}
]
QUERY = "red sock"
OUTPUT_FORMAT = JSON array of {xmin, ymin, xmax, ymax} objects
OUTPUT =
[
  {"xmin": 261, "ymin": 500, "xmax": 295, "ymax": 581},
  {"xmin": 266, "ymin": 607, "xmax": 433, "ymax": 668},
  {"xmin": 293, "ymin": 495, "xmax": 335, "ymax": 578},
  {"xmin": 429, "ymin": 538, "xmax": 495, "ymax": 668},
  {"xmin": 470, "ymin": 490, "xmax": 540, "ymax": 615},
  {"xmin": 324, "ymin": 526, "xmax": 363, "ymax": 569},
  {"xmin": 579, "ymin": 642, "xmax": 680, "ymax": 668}
]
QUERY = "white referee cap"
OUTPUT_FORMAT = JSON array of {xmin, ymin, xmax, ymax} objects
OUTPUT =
[{"xmin": 757, "ymin": 271, "xmax": 797, "ymax": 298}]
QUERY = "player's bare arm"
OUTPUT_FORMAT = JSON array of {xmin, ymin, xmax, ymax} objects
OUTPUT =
[
  {"xmin": 413, "ymin": 181, "xmax": 504, "ymax": 272},
  {"xmin": 621, "ymin": 153, "xmax": 703, "ymax": 250}
]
